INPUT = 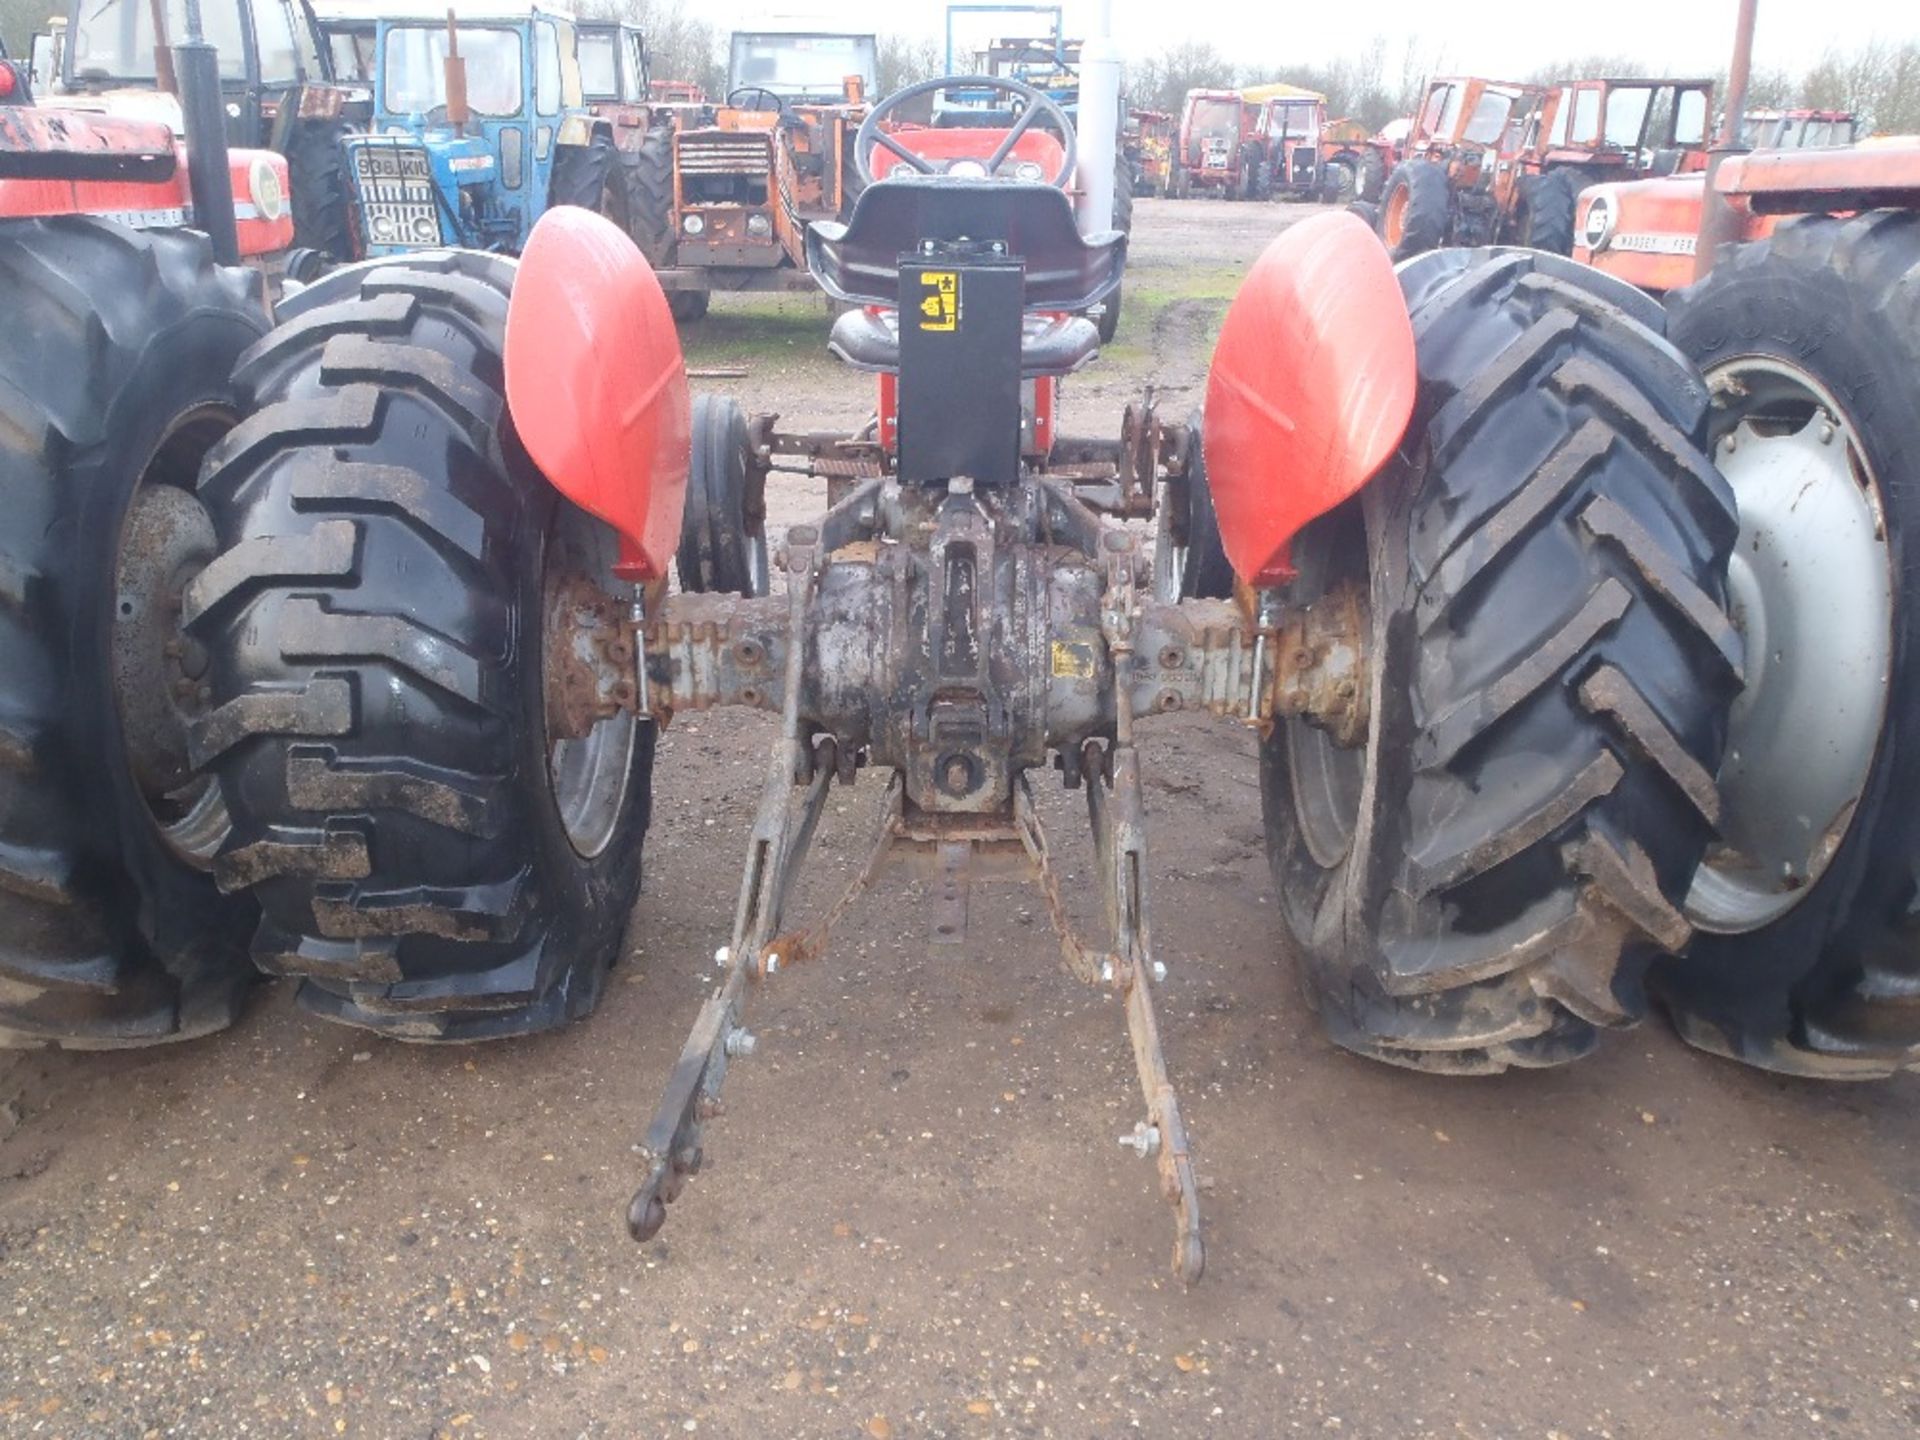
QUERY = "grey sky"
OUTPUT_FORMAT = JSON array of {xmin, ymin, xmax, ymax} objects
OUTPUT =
[{"xmin": 734, "ymin": 1, "xmax": 1920, "ymax": 78}]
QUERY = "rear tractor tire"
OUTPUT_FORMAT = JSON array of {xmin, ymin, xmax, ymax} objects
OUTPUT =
[
  {"xmin": 1262, "ymin": 249, "xmax": 1742, "ymax": 1072},
  {"xmin": 1378, "ymin": 160, "xmax": 1450, "ymax": 261},
  {"xmin": 0, "ymin": 218, "xmax": 267, "ymax": 1047},
  {"xmin": 679, "ymin": 395, "xmax": 769, "ymax": 597},
  {"xmin": 189, "ymin": 251, "xmax": 655, "ymax": 1041},
  {"xmin": 1655, "ymin": 212, "xmax": 1920, "ymax": 1078}
]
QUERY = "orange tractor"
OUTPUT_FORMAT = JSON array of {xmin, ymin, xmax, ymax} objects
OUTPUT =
[
  {"xmin": 1375, "ymin": 74, "xmax": 1714, "ymax": 258},
  {"xmin": 626, "ymin": 28, "xmax": 876, "ymax": 320}
]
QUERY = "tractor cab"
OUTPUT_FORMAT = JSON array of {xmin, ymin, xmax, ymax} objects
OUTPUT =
[{"xmin": 806, "ymin": 75, "xmax": 1125, "ymax": 483}]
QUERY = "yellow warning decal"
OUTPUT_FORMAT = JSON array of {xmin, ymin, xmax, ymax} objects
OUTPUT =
[
  {"xmin": 917, "ymin": 270, "xmax": 959, "ymax": 331},
  {"xmin": 1050, "ymin": 640, "xmax": 1096, "ymax": 679}
]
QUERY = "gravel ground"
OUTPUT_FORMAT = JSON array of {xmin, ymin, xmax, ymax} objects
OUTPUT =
[{"xmin": 1, "ymin": 199, "xmax": 1916, "ymax": 1440}]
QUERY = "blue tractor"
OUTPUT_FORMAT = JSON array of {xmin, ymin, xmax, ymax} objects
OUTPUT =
[{"xmin": 314, "ymin": 0, "xmax": 633, "ymax": 258}]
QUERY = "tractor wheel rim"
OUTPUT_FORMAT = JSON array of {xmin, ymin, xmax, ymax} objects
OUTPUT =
[
  {"xmin": 541, "ymin": 519, "xmax": 639, "ymax": 862},
  {"xmin": 1384, "ymin": 186, "xmax": 1407, "ymax": 246},
  {"xmin": 1285, "ymin": 506, "xmax": 1368, "ymax": 869},
  {"xmin": 111, "ymin": 408, "xmax": 236, "ymax": 869},
  {"xmin": 1685, "ymin": 355, "xmax": 1894, "ymax": 934}
]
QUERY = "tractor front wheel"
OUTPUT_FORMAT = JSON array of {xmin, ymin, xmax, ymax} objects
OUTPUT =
[
  {"xmin": 1263, "ymin": 249, "xmax": 1741, "ymax": 1072},
  {"xmin": 1378, "ymin": 161, "xmax": 1449, "ymax": 261},
  {"xmin": 1656, "ymin": 212, "xmax": 1920, "ymax": 1077},
  {"xmin": 189, "ymin": 252, "xmax": 654, "ymax": 1040},
  {"xmin": 0, "ymin": 219, "xmax": 267, "ymax": 1047}
]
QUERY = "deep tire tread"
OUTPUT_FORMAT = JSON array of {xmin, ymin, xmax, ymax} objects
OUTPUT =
[
  {"xmin": 193, "ymin": 252, "xmax": 651, "ymax": 1041},
  {"xmin": 1266, "ymin": 247, "xmax": 1739, "ymax": 1073},
  {"xmin": 0, "ymin": 218, "xmax": 265, "ymax": 1048}
]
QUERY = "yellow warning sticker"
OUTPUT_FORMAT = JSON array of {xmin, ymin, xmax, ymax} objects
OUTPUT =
[
  {"xmin": 917, "ymin": 270, "xmax": 959, "ymax": 331},
  {"xmin": 1050, "ymin": 640, "xmax": 1096, "ymax": 679}
]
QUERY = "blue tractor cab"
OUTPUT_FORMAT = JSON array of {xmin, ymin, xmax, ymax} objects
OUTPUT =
[{"xmin": 324, "ymin": 0, "xmax": 619, "ymax": 256}]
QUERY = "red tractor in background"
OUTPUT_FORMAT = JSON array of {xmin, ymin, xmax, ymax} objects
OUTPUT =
[
  {"xmin": 31, "ymin": 0, "xmax": 362, "ymax": 279},
  {"xmin": 1375, "ymin": 74, "xmax": 1714, "ymax": 258},
  {"xmin": 1172, "ymin": 86, "xmax": 1256, "ymax": 197},
  {"xmin": 1245, "ymin": 86, "xmax": 1324, "ymax": 200}
]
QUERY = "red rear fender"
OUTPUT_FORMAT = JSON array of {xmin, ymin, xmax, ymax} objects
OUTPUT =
[
  {"xmin": 1202, "ymin": 211, "xmax": 1416, "ymax": 584},
  {"xmin": 504, "ymin": 207, "xmax": 690, "ymax": 582}
]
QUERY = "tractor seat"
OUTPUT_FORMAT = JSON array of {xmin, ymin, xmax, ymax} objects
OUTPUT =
[
  {"xmin": 827, "ymin": 305, "xmax": 1102, "ymax": 377},
  {"xmin": 807, "ymin": 176, "xmax": 1126, "ymax": 312}
]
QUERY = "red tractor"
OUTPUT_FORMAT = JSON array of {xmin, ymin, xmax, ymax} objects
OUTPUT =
[
  {"xmin": 1172, "ymin": 86, "xmax": 1257, "ymax": 197},
  {"xmin": 7, "ymin": 45, "xmax": 1765, "ymax": 1279}
]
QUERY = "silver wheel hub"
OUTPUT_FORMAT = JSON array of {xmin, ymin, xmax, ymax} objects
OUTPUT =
[{"xmin": 1686, "ymin": 361, "xmax": 1893, "ymax": 934}]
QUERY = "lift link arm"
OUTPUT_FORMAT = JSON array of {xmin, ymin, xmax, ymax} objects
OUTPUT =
[
  {"xmin": 1093, "ymin": 539, "xmax": 1206, "ymax": 1284},
  {"xmin": 626, "ymin": 531, "xmax": 833, "ymax": 1244}
]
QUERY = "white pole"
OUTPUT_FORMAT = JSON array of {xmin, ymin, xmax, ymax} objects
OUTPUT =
[{"xmin": 1077, "ymin": 0, "xmax": 1120, "ymax": 236}]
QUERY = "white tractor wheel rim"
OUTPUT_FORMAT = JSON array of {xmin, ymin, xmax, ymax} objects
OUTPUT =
[{"xmin": 1685, "ymin": 356, "xmax": 1894, "ymax": 934}]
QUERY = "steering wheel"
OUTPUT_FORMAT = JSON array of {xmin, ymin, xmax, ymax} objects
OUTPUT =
[
  {"xmin": 853, "ymin": 74, "xmax": 1077, "ymax": 188},
  {"xmin": 727, "ymin": 85, "xmax": 784, "ymax": 114}
]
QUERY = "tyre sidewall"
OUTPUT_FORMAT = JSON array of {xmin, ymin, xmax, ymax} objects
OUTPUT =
[{"xmin": 70, "ymin": 305, "xmax": 266, "ymax": 970}]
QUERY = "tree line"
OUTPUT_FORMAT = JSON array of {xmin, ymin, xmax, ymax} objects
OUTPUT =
[{"xmin": 2, "ymin": 1, "xmax": 1913, "ymax": 138}]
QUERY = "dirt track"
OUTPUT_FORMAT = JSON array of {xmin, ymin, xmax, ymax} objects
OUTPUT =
[{"xmin": 1, "ymin": 200, "xmax": 1916, "ymax": 1439}]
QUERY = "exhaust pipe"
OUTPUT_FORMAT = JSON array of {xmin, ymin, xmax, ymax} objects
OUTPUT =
[
  {"xmin": 1076, "ymin": 0, "xmax": 1120, "ymax": 236},
  {"xmin": 174, "ymin": 0, "xmax": 239, "ymax": 265},
  {"xmin": 1694, "ymin": 0, "xmax": 1758, "ymax": 283}
]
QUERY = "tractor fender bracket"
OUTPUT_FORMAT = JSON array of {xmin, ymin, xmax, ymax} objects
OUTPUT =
[
  {"xmin": 505, "ymin": 206, "xmax": 691, "ymax": 582},
  {"xmin": 1201, "ymin": 210, "xmax": 1415, "ymax": 585}
]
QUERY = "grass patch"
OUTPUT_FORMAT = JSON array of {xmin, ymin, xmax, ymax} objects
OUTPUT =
[
  {"xmin": 1100, "ymin": 263, "xmax": 1244, "ymax": 366},
  {"xmin": 681, "ymin": 293, "xmax": 835, "ymax": 367}
]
